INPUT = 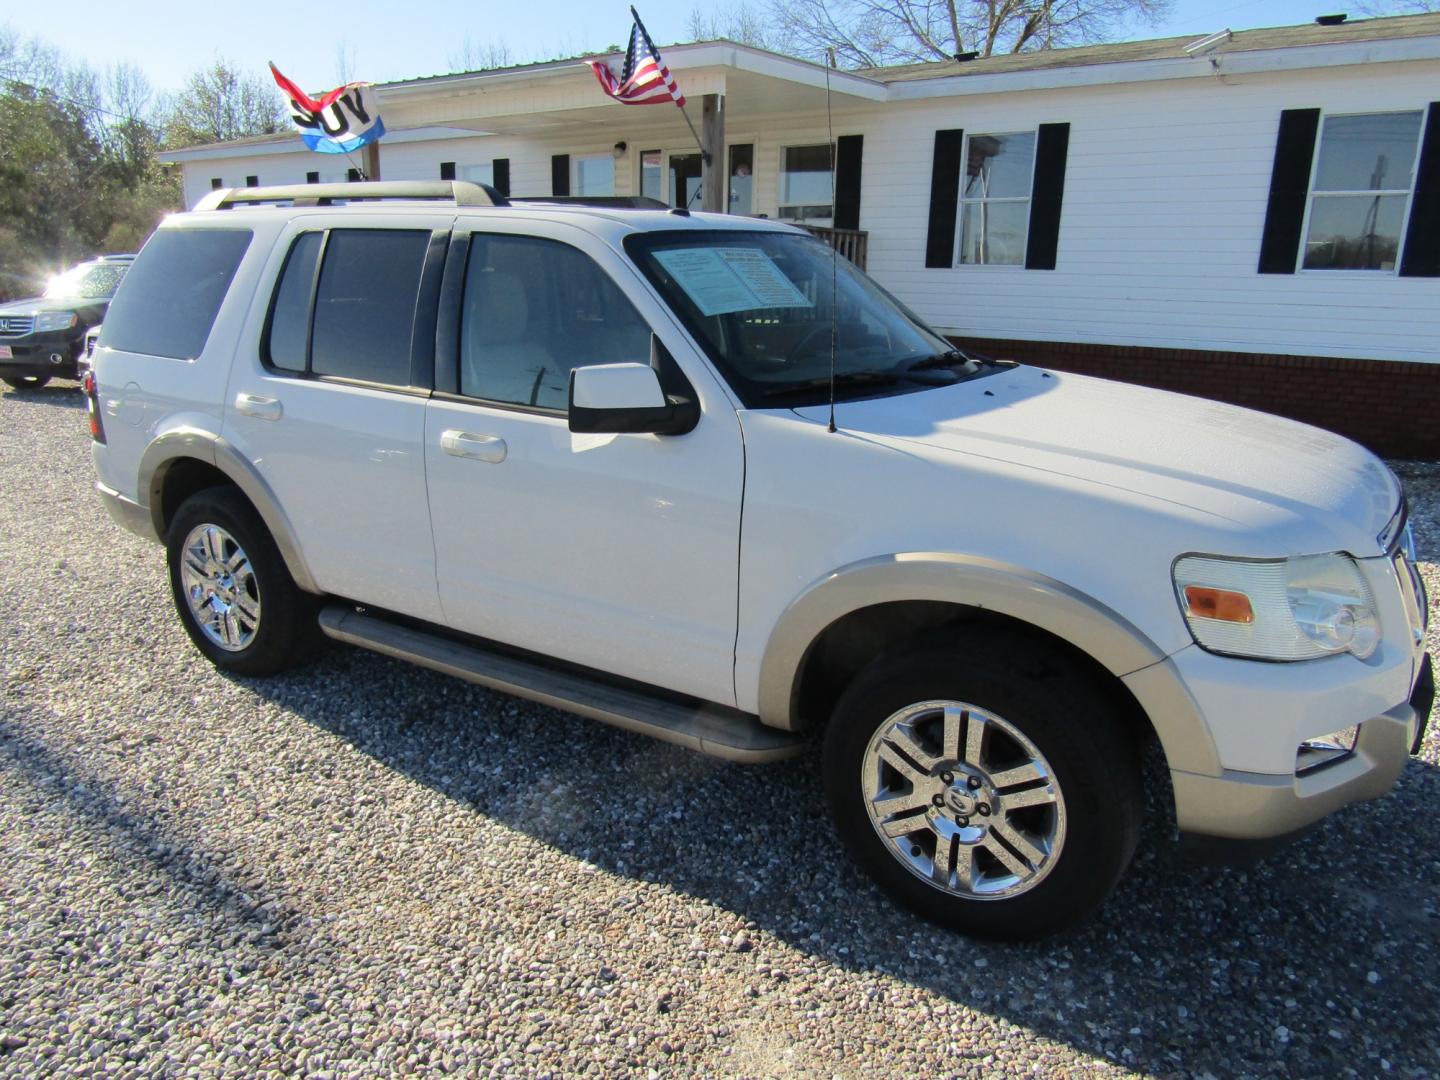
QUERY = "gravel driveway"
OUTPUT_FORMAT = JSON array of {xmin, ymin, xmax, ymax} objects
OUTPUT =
[{"xmin": 2, "ymin": 383, "xmax": 1437, "ymax": 1078}]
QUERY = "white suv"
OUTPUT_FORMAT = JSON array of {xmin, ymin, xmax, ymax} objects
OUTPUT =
[{"xmin": 88, "ymin": 181, "xmax": 1432, "ymax": 939}]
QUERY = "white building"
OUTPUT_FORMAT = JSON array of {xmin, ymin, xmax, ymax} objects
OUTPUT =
[{"xmin": 161, "ymin": 13, "xmax": 1440, "ymax": 456}]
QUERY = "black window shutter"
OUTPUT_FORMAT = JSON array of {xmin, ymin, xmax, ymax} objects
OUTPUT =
[
  {"xmin": 493, "ymin": 158, "xmax": 510, "ymax": 197},
  {"xmin": 440, "ymin": 161, "xmax": 456, "ymax": 181},
  {"xmin": 834, "ymin": 135, "xmax": 864, "ymax": 230},
  {"xmin": 1025, "ymin": 123, "xmax": 1070, "ymax": 270},
  {"xmin": 551, "ymin": 154, "xmax": 570, "ymax": 196},
  {"xmin": 1400, "ymin": 101, "xmax": 1440, "ymax": 277},
  {"xmin": 925, "ymin": 129, "xmax": 964, "ymax": 268},
  {"xmin": 1258, "ymin": 108, "xmax": 1321, "ymax": 274}
]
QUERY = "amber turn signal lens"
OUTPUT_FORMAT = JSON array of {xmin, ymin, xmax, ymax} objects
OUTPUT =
[{"xmin": 1182, "ymin": 586, "xmax": 1254, "ymax": 623}]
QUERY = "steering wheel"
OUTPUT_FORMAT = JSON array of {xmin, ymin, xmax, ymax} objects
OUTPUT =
[{"xmin": 784, "ymin": 324, "xmax": 834, "ymax": 365}]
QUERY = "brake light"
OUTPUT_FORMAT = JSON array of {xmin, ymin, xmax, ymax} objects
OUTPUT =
[{"xmin": 83, "ymin": 369, "xmax": 106, "ymax": 444}]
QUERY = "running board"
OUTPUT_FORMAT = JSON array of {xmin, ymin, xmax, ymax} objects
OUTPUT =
[{"xmin": 318, "ymin": 605, "xmax": 807, "ymax": 763}]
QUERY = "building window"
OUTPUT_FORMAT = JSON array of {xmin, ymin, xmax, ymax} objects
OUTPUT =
[
  {"xmin": 778, "ymin": 144, "xmax": 832, "ymax": 223},
  {"xmin": 245, "ymin": 175, "xmax": 259, "ymax": 187},
  {"xmin": 347, "ymin": 168, "xmax": 361, "ymax": 182},
  {"xmin": 573, "ymin": 155, "xmax": 615, "ymax": 197},
  {"xmin": 957, "ymin": 131, "xmax": 1035, "ymax": 266},
  {"xmin": 440, "ymin": 161, "xmax": 456, "ymax": 181},
  {"xmin": 1302, "ymin": 111, "xmax": 1426, "ymax": 272},
  {"xmin": 461, "ymin": 163, "xmax": 493, "ymax": 187},
  {"xmin": 728, "ymin": 144, "xmax": 753, "ymax": 215},
  {"xmin": 306, "ymin": 171, "xmax": 320, "ymax": 184},
  {"xmin": 210, "ymin": 178, "xmax": 224, "ymax": 190}
]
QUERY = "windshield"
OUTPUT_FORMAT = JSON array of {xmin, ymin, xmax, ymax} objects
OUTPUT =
[
  {"xmin": 44, "ymin": 261, "xmax": 129, "ymax": 300},
  {"xmin": 626, "ymin": 230, "xmax": 986, "ymax": 407}
]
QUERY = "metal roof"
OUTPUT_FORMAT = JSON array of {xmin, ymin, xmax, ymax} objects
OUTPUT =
[{"xmin": 863, "ymin": 12, "xmax": 1440, "ymax": 82}]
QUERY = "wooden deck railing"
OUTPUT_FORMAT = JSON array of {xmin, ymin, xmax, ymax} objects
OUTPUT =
[{"xmin": 799, "ymin": 225, "xmax": 869, "ymax": 270}]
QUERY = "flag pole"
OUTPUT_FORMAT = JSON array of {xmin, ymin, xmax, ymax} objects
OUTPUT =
[
  {"xmin": 678, "ymin": 104, "xmax": 709, "ymax": 164},
  {"xmin": 629, "ymin": 6, "xmax": 709, "ymax": 164}
]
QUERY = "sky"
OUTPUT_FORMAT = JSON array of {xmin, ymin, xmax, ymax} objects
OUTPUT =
[{"xmin": 0, "ymin": 0, "xmax": 1413, "ymax": 94}]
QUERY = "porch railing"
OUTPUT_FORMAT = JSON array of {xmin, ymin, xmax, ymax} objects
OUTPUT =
[{"xmin": 800, "ymin": 225, "xmax": 869, "ymax": 270}]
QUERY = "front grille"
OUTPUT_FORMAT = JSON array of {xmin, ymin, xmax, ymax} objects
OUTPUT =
[{"xmin": 0, "ymin": 315, "xmax": 35, "ymax": 337}]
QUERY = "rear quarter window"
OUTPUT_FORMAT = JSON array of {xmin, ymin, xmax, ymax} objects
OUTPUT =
[{"xmin": 100, "ymin": 229, "xmax": 252, "ymax": 359}]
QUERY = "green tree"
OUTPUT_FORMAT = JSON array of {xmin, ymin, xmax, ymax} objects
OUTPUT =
[{"xmin": 158, "ymin": 59, "xmax": 286, "ymax": 149}]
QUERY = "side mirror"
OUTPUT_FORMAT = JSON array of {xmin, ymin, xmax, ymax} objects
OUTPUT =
[{"xmin": 569, "ymin": 362, "xmax": 699, "ymax": 435}]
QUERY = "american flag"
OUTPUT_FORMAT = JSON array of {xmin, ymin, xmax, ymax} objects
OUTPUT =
[{"xmin": 587, "ymin": 9, "xmax": 685, "ymax": 107}]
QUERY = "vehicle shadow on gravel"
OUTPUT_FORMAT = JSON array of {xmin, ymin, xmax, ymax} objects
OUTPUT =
[
  {"xmin": 1, "ymin": 382, "xmax": 83, "ymax": 407},
  {"xmin": 244, "ymin": 647, "xmax": 1440, "ymax": 1078}
]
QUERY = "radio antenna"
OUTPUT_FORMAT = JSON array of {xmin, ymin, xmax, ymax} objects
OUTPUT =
[{"xmin": 824, "ymin": 48, "xmax": 839, "ymax": 434}]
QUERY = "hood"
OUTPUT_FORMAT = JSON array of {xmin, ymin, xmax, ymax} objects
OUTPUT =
[
  {"xmin": 794, "ymin": 366, "xmax": 1399, "ymax": 557},
  {"xmin": 0, "ymin": 295, "xmax": 110, "ymax": 316}
]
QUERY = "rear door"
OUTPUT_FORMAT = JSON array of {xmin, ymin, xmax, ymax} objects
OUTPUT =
[
  {"xmin": 423, "ymin": 220, "xmax": 745, "ymax": 705},
  {"xmin": 223, "ymin": 213, "xmax": 449, "ymax": 623}
]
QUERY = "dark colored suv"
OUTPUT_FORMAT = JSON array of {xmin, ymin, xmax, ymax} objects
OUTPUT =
[{"xmin": 0, "ymin": 255, "xmax": 133, "ymax": 389}]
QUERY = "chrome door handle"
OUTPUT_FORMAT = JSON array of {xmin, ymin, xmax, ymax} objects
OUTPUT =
[
  {"xmin": 441, "ymin": 429, "xmax": 507, "ymax": 463},
  {"xmin": 235, "ymin": 393, "xmax": 283, "ymax": 421}
]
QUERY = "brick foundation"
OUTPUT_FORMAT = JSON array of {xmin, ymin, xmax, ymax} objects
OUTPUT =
[{"xmin": 946, "ymin": 337, "xmax": 1440, "ymax": 461}]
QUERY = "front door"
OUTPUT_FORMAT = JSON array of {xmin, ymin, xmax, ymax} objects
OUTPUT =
[{"xmin": 423, "ymin": 223, "xmax": 744, "ymax": 705}]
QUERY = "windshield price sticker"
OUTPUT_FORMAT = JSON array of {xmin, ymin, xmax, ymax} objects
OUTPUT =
[{"xmin": 654, "ymin": 247, "xmax": 812, "ymax": 316}]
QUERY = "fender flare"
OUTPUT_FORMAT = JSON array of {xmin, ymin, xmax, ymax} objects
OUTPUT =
[
  {"xmin": 755, "ymin": 552, "xmax": 1221, "ymax": 777},
  {"xmin": 139, "ymin": 427, "xmax": 321, "ymax": 595}
]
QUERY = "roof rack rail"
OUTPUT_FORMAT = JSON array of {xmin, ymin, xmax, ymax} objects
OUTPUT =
[
  {"xmin": 511, "ymin": 195, "xmax": 670, "ymax": 210},
  {"xmin": 194, "ymin": 180, "xmax": 508, "ymax": 212}
]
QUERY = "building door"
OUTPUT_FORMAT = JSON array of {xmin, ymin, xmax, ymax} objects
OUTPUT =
[{"xmin": 668, "ymin": 152, "xmax": 703, "ymax": 209}]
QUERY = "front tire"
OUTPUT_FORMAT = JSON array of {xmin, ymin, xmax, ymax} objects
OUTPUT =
[
  {"xmin": 823, "ymin": 627, "xmax": 1142, "ymax": 940},
  {"xmin": 3, "ymin": 375, "xmax": 50, "ymax": 389},
  {"xmin": 166, "ymin": 488, "xmax": 320, "ymax": 676}
]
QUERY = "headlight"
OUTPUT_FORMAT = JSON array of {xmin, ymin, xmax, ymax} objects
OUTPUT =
[
  {"xmin": 34, "ymin": 312, "xmax": 78, "ymax": 332},
  {"xmin": 1173, "ymin": 552, "xmax": 1379, "ymax": 661}
]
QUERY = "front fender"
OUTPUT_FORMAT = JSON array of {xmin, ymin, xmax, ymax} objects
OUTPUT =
[{"xmin": 755, "ymin": 552, "xmax": 1221, "ymax": 777}]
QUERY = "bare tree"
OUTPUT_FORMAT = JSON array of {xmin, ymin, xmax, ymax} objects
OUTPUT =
[
  {"xmin": 688, "ymin": 3, "xmax": 778, "ymax": 47},
  {"xmin": 770, "ymin": 0, "xmax": 1172, "ymax": 68},
  {"xmin": 447, "ymin": 38, "xmax": 515, "ymax": 73},
  {"xmin": 334, "ymin": 39, "xmax": 358, "ymax": 85},
  {"xmin": 1356, "ymin": 0, "xmax": 1439, "ymax": 11}
]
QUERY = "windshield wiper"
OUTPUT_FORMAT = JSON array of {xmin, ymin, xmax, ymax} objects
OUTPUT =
[
  {"xmin": 903, "ymin": 349, "xmax": 978, "ymax": 373},
  {"xmin": 757, "ymin": 371, "xmax": 901, "ymax": 400}
]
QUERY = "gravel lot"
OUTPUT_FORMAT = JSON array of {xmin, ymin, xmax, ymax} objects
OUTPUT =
[{"xmin": 2, "ymin": 382, "xmax": 1437, "ymax": 1078}]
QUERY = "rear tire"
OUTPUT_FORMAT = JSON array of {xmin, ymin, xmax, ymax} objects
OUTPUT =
[
  {"xmin": 3, "ymin": 375, "xmax": 50, "ymax": 389},
  {"xmin": 823, "ymin": 626, "xmax": 1142, "ymax": 940},
  {"xmin": 165, "ymin": 487, "xmax": 321, "ymax": 676}
]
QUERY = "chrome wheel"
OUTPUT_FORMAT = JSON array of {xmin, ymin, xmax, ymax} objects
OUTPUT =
[
  {"xmin": 861, "ymin": 700, "xmax": 1066, "ymax": 900},
  {"xmin": 178, "ymin": 524, "xmax": 261, "ymax": 652}
]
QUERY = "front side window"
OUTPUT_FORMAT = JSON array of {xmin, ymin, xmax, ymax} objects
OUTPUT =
[
  {"xmin": 263, "ymin": 228, "xmax": 429, "ymax": 386},
  {"xmin": 1302, "ymin": 111, "xmax": 1425, "ymax": 271},
  {"xmin": 460, "ymin": 234, "xmax": 651, "ymax": 411},
  {"xmin": 574, "ymin": 155, "xmax": 615, "ymax": 197},
  {"xmin": 100, "ymin": 230, "xmax": 252, "ymax": 359},
  {"xmin": 627, "ymin": 229, "xmax": 978, "ymax": 409},
  {"xmin": 778, "ymin": 144, "xmax": 833, "ymax": 224},
  {"xmin": 958, "ymin": 131, "xmax": 1035, "ymax": 266}
]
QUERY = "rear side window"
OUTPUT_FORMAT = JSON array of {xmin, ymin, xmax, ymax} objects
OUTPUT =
[
  {"xmin": 100, "ymin": 230, "xmax": 252, "ymax": 359},
  {"xmin": 266, "ymin": 232, "xmax": 322, "ymax": 372},
  {"xmin": 311, "ymin": 230, "xmax": 429, "ymax": 385}
]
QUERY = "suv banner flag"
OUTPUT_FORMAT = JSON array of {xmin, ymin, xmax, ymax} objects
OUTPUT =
[{"xmin": 269, "ymin": 63, "xmax": 386, "ymax": 154}]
